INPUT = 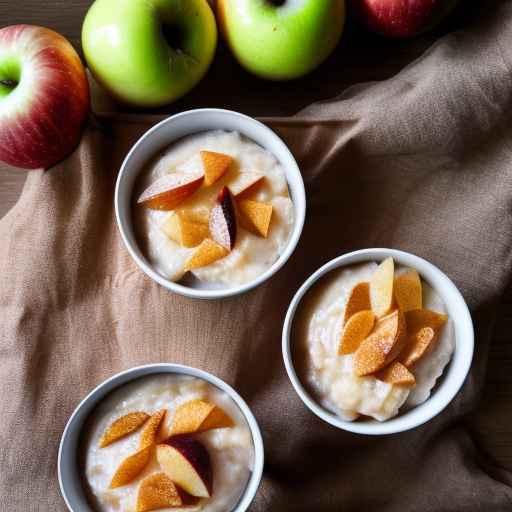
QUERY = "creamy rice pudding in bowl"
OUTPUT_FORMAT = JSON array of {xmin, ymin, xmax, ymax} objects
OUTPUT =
[
  {"xmin": 58, "ymin": 364, "xmax": 264, "ymax": 512},
  {"xmin": 115, "ymin": 108, "xmax": 305, "ymax": 299},
  {"xmin": 282, "ymin": 249, "xmax": 474, "ymax": 435}
]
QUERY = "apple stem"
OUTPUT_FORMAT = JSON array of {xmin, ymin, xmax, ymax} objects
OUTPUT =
[{"xmin": 0, "ymin": 78, "xmax": 17, "ymax": 88}]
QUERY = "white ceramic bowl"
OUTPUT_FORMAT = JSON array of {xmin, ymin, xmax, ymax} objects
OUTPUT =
[
  {"xmin": 58, "ymin": 363, "xmax": 265, "ymax": 511},
  {"xmin": 115, "ymin": 108, "xmax": 306, "ymax": 299},
  {"xmin": 282, "ymin": 248, "xmax": 474, "ymax": 435}
]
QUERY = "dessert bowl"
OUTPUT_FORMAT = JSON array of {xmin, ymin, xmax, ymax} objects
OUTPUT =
[
  {"xmin": 282, "ymin": 248, "xmax": 474, "ymax": 435},
  {"xmin": 115, "ymin": 108, "xmax": 306, "ymax": 299},
  {"xmin": 58, "ymin": 363, "xmax": 264, "ymax": 512}
]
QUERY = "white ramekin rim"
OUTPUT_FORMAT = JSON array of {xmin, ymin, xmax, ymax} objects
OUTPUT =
[
  {"xmin": 282, "ymin": 248, "xmax": 474, "ymax": 435},
  {"xmin": 58, "ymin": 363, "xmax": 264, "ymax": 511},
  {"xmin": 114, "ymin": 108, "xmax": 306, "ymax": 300}
]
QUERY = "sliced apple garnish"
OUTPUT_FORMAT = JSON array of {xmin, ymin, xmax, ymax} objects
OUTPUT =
[
  {"xmin": 185, "ymin": 238, "xmax": 228, "ymax": 271},
  {"xmin": 370, "ymin": 257, "xmax": 395, "ymax": 318},
  {"xmin": 110, "ymin": 445, "xmax": 152, "ymax": 489},
  {"xmin": 338, "ymin": 310, "xmax": 375, "ymax": 355},
  {"xmin": 343, "ymin": 282, "xmax": 371, "ymax": 325},
  {"xmin": 137, "ymin": 173, "xmax": 203, "ymax": 211},
  {"xmin": 200, "ymin": 150, "xmax": 233, "ymax": 186},
  {"xmin": 99, "ymin": 412, "xmax": 150, "ymax": 448},
  {"xmin": 354, "ymin": 309, "xmax": 406, "ymax": 376},
  {"xmin": 170, "ymin": 399, "xmax": 233, "ymax": 436},
  {"xmin": 209, "ymin": 186, "xmax": 237, "ymax": 250},
  {"xmin": 228, "ymin": 172, "xmax": 265, "ymax": 197},
  {"xmin": 237, "ymin": 199, "xmax": 273, "ymax": 238},
  {"xmin": 162, "ymin": 212, "xmax": 209, "ymax": 248},
  {"xmin": 157, "ymin": 437, "xmax": 212, "ymax": 498},
  {"xmin": 394, "ymin": 269, "xmax": 422, "ymax": 312},
  {"xmin": 140, "ymin": 409, "xmax": 166, "ymax": 449},
  {"xmin": 376, "ymin": 361, "xmax": 416, "ymax": 387},
  {"xmin": 399, "ymin": 309, "xmax": 448, "ymax": 367},
  {"xmin": 136, "ymin": 472, "xmax": 184, "ymax": 512}
]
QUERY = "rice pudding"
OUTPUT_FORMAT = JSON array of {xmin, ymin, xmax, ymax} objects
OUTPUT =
[
  {"xmin": 293, "ymin": 258, "xmax": 455, "ymax": 422},
  {"xmin": 82, "ymin": 374, "xmax": 254, "ymax": 512},
  {"xmin": 134, "ymin": 130, "xmax": 294, "ymax": 286}
]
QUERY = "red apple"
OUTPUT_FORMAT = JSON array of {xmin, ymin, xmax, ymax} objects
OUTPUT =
[
  {"xmin": 352, "ymin": 0, "xmax": 459, "ymax": 38},
  {"xmin": 0, "ymin": 25, "xmax": 90, "ymax": 170}
]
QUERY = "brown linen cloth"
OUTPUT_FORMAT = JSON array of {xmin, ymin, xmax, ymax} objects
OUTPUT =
[{"xmin": 2, "ymin": 5, "xmax": 512, "ymax": 512}]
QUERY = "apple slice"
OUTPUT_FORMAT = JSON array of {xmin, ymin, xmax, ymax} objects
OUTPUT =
[
  {"xmin": 405, "ymin": 308, "xmax": 448, "ymax": 334},
  {"xmin": 184, "ymin": 238, "xmax": 228, "ymax": 271},
  {"xmin": 209, "ymin": 186, "xmax": 237, "ymax": 250},
  {"xmin": 354, "ymin": 309, "xmax": 407, "ymax": 376},
  {"xmin": 140, "ymin": 409, "xmax": 166, "ymax": 449},
  {"xmin": 376, "ymin": 361, "xmax": 416, "ymax": 387},
  {"xmin": 137, "ymin": 173, "xmax": 204, "ymax": 210},
  {"xmin": 370, "ymin": 257, "xmax": 395, "ymax": 318},
  {"xmin": 157, "ymin": 437, "xmax": 212, "ymax": 498},
  {"xmin": 394, "ymin": 269, "xmax": 422, "ymax": 312},
  {"xmin": 170, "ymin": 399, "xmax": 233, "ymax": 436},
  {"xmin": 110, "ymin": 445, "xmax": 152, "ymax": 489},
  {"xmin": 99, "ymin": 412, "xmax": 150, "ymax": 448},
  {"xmin": 228, "ymin": 172, "xmax": 265, "ymax": 197},
  {"xmin": 237, "ymin": 200, "xmax": 273, "ymax": 238},
  {"xmin": 200, "ymin": 150, "xmax": 233, "ymax": 186},
  {"xmin": 343, "ymin": 282, "xmax": 371, "ymax": 325},
  {"xmin": 338, "ymin": 310, "xmax": 375, "ymax": 355},
  {"xmin": 137, "ymin": 473, "xmax": 184, "ymax": 512},
  {"xmin": 162, "ymin": 212, "xmax": 209, "ymax": 248}
]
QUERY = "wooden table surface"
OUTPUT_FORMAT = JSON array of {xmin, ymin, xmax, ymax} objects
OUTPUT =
[{"xmin": 1, "ymin": 0, "xmax": 511, "ymax": 478}]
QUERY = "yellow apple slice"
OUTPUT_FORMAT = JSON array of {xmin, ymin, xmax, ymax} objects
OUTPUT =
[
  {"xmin": 137, "ymin": 173, "xmax": 204, "ymax": 210},
  {"xmin": 184, "ymin": 238, "xmax": 229, "ymax": 271},
  {"xmin": 170, "ymin": 399, "xmax": 233, "ymax": 436},
  {"xmin": 237, "ymin": 200, "xmax": 273, "ymax": 237},
  {"xmin": 343, "ymin": 282, "xmax": 371, "ymax": 324},
  {"xmin": 162, "ymin": 212, "xmax": 209, "ymax": 248},
  {"xmin": 157, "ymin": 437, "xmax": 212, "ymax": 498},
  {"xmin": 370, "ymin": 257, "xmax": 395, "ymax": 317},
  {"xmin": 200, "ymin": 150, "xmax": 233, "ymax": 186},
  {"xmin": 139, "ymin": 409, "xmax": 166, "ymax": 449},
  {"xmin": 354, "ymin": 309, "xmax": 406, "ymax": 376},
  {"xmin": 228, "ymin": 172, "xmax": 265, "ymax": 197},
  {"xmin": 110, "ymin": 445, "xmax": 152, "ymax": 489},
  {"xmin": 376, "ymin": 361, "xmax": 416, "ymax": 387},
  {"xmin": 99, "ymin": 412, "xmax": 150, "ymax": 448},
  {"xmin": 394, "ymin": 269, "xmax": 422, "ymax": 312},
  {"xmin": 338, "ymin": 310, "xmax": 375, "ymax": 355},
  {"xmin": 137, "ymin": 472, "xmax": 184, "ymax": 512}
]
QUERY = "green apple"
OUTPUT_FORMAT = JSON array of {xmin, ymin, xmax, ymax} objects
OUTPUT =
[
  {"xmin": 218, "ymin": 0, "xmax": 345, "ymax": 80},
  {"xmin": 82, "ymin": 0, "xmax": 217, "ymax": 107}
]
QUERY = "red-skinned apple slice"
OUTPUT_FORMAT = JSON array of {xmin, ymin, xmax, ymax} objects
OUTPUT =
[
  {"xmin": 157, "ymin": 436, "xmax": 212, "ymax": 498},
  {"xmin": 209, "ymin": 186, "xmax": 237, "ymax": 250},
  {"xmin": 137, "ymin": 173, "xmax": 204, "ymax": 211}
]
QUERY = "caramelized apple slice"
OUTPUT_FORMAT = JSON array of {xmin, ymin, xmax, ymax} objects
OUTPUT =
[
  {"xmin": 137, "ymin": 173, "xmax": 203, "ymax": 210},
  {"xmin": 200, "ymin": 150, "xmax": 233, "ymax": 186},
  {"xmin": 354, "ymin": 309, "xmax": 406, "ymax": 376},
  {"xmin": 228, "ymin": 172, "xmax": 265, "ymax": 197},
  {"xmin": 209, "ymin": 186, "xmax": 237, "ymax": 250},
  {"xmin": 338, "ymin": 310, "xmax": 375, "ymax": 355},
  {"xmin": 140, "ymin": 409, "xmax": 166, "ymax": 449},
  {"xmin": 370, "ymin": 257, "xmax": 395, "ymax": 317},
  {"xmin": 157, "ymin": 437, "xmax": 212, "ymax": 498},
  {"xmin": 185, "ymin": 239, "xmax": 228, "ymax": 271},
  {"xmin": 137, "ymin": 473, "xmax": 184, "ymax": 512},
  {"xmin": 99, "ymin": 412, "xmax": 150, "ymax": 448},
  {"xmin": 162, "ymin": 212, "xmax": 209, "ymax": 248},
  {"xmin": 394, "ymin": 270, "xmax": 422, "ymax": 312},
  {"xmin": 170, "ymin": 399, "xmax": 233, "ymax": 436},
  {"xmin": 343, "ymin": 282, "xmax": 371, "ymax": 325},
  {"xmin": 110, "ymin": 445, "xmax": 152, "ymax": 489},
  {"xmin": 237, "ymin": 200, "xmax": 273, "ymax": 237},
  {"xmin": 376, "ymin": 361, "xmax": 416, "ymax": 387}
]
